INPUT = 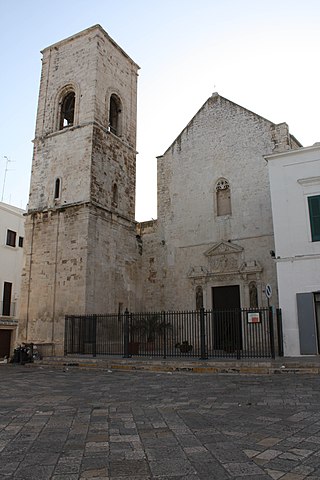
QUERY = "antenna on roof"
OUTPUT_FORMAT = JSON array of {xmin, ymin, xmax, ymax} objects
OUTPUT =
[{"xmin": 1, "ymin": 156, "xmax": 13, "ymax": 202}]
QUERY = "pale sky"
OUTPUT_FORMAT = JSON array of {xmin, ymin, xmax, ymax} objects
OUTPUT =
[{"xmin": 0, "ymin": 0, "xmax": 319, "ymax": 221}]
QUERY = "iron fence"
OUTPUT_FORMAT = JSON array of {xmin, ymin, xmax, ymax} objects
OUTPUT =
[{"xmin": 65, "ymin": 307, "xmax": 282, "ymax": 359}]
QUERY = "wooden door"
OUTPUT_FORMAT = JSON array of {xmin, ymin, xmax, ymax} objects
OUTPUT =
[{"xmin": 212, "ymin": 285, "xmax": 242, "ymax": 351}]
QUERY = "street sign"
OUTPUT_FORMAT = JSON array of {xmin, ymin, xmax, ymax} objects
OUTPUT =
[{"xmin": 265, "ymin": 284, "xmax": 272, "ymax": 299}]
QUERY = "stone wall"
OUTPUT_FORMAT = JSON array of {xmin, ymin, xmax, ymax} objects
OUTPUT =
[
  {"xmin": 140, "ymin": 94, "xmax": 301, "ymax": 311},
  {"xmin": 91, "ymin": 126, "xmax": 136, "ymax": 221},
  {"xmin": 86, "ymin": 205, "xmax": 142, "ymax": 314},
  {"xmin": 19, "ymin": 206, "xmax": 89, "ymax": 353},
  {"xmin": 18, "ymin": 26, "xmax": 140, "ymax": 354}
]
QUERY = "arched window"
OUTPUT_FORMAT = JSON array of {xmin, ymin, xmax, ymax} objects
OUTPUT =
[
  {"xmin": 59, "ymin": 91, "xmax": 75, "ymax": 130},
  {"xmin": 196, "ymin": 285, "xmax": 204, "ymax": 310},
  {"xmin": 112, "ymin": 183, "xmax": 118, "ymax": 206},
  {"xmin": 249, "ymin": 282, "xmax": 258, "ymax": 308},
  {"xmin": 109, "ymin": 94, "xmax": 122, "ymax": 136},
  {"xmin": 54, "ymin": 178, "xmax": 61, "ymax": 200},
  {"xmin": 216, "ymin": 178, "xmax": 231, "ymax": 216}
]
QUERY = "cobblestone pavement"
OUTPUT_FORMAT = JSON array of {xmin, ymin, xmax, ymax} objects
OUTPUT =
[{"xmin": 1, "ymin": 367, "xmax": 320, "ymax": 479}]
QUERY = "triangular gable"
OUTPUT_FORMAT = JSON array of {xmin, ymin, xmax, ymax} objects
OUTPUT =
[
  {"xmin": 204, "ymin": 241, "xmax": 243, "ymax": 257},
  {"xmin": 159, "ymin": 93, "xmax": 276, "ymax": 157},
  {"xmin": 158, "ymin": 92, "xmax": 302, "ymax": 157}
]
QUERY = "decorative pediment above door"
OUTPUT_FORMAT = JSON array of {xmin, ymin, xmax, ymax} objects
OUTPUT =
[
  {"xmin": 204, "ymin": 241, "xmax": 243, "ymax": 274},
  {"xmin": 204, "ymin": 240, "xmax": 243, "ymax": 257},
  {"xmin": 187, "ymin": 242, "xmax": 262, "ymax": 281}
]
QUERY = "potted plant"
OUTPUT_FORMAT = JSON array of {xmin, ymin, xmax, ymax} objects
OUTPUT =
[{"xmin": 175, "ymin": 340, "xmax": 193, "ymax": 353}]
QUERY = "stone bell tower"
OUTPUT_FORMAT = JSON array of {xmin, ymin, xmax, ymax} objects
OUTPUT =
[{"xmin": 19, "ymin": 25, "xmax": 141, "ymax": 355}]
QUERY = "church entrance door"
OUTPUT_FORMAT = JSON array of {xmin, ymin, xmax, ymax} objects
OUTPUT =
[
  {"xmin": 212, "ymin": 285, "xmax": 240, "ymax": 309},
  {"xmin": 212, "ymin": 285, "xmax": 242, "ymax": 351},
  {"xmin": 0, "ymin": 330, "xmax": 11, "ymax": 358}
]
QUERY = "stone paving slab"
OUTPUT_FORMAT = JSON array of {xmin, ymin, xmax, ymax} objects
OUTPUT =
[{"xmin": 1, "ymin": 366, "xmax": 320, "ymax": 478}]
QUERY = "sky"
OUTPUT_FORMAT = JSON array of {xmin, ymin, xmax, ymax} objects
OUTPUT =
[{"xmin": 0, "ymin": 0, "xmax": 319, "ymax": 221}]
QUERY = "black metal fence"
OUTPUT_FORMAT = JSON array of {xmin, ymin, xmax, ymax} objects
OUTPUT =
[{"xmin": 65, "ymin": 307, "xmax": 283, "ymax": 359}]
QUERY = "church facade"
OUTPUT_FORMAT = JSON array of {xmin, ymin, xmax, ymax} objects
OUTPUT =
[
  {"xmin": 139, "ymin": 94, "xmax": 301, "ymax": 313},
  {"xmin": 18, "ymin": 25, "xmax": 301, "ymax": 355}
]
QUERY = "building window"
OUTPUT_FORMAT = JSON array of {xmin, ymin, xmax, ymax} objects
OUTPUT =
[
  {"xmin": 109, "ymin": 94, "xmax": 122, "ymax": 136},
  {"xmin": 6, "ymin": 229, "xmax": 16, "ymax": 247},
  {"xmin": 18, "ymin": 236, "xmax": 24, "ymax": 248},
  {"xmin": 59, "ymin": 91, "xmax": 75, "ymax": 130},
  {"xmin": 112, "ymin": 183, "xmax": 118, "ymax": 206},
  {"xmin": 315, "ymin": 293, "xmax": 320, "ymax": 340},
  {"xmin": 249, "ymin": 282, "xmax": 258, "ymax": 308},
  {"xmin": 308, "ymin": 195, "xmax": 320, "ymax": 242},
  {"xmin": 216, "ymin": 178, "xmax": 231, "ymax": 216},
  {"xmin": 54, "ymin": 178, "xmax": 61, "ymax": 200},
  {"xmin": 2, "ymin": 282, "xmax": 12, "ymax": 316}
]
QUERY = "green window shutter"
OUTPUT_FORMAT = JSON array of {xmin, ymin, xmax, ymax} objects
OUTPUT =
[{"xmin": 308, "ymin": 195, "xmax": 320, "ymax": 242}]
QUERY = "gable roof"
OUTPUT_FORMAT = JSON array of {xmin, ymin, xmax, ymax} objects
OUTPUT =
[{"xmin": 158, "ymin": 92, "xmax": 302, "ymax": 157}]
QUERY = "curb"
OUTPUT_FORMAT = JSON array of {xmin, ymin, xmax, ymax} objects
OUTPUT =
[{"xmin": 15, "ymin": 358, "xmax": 320, "ymax": 375}]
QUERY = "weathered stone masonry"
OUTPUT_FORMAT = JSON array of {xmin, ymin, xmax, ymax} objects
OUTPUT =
[
  {"xmin": 138, "ymin": 94, "xmax": 301, "ymax": 312},
  {"xmin": 19, "ymin": 25, "xmax": 302, "ymax": 354},
  {"xmin": 19, "ymin": 26, "xmax": 141, "ymax": 355}
]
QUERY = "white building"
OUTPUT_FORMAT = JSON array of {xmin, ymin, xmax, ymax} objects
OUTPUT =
[
  {"xmin": 0, "ymin": 202, "xmax": 25, "ymax": 358},
  {"xmin": 267, "ymin": 144, "xmax": 320, "ymax": 356}
]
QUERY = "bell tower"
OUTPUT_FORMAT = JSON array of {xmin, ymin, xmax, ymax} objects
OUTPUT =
[{"xmin": 19, "ymin": 25, "xmax": 141, "ymax": 354}]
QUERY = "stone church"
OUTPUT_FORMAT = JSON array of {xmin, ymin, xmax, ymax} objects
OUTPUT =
[{"xmin": 18, "ymin": 25, "xmax": 301, "ymax": 355}]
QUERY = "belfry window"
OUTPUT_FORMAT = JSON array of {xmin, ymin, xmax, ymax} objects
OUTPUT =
[
  {"xmin": 59, "ymin": 91, "xmax": 75, "ymax": 129},
  {"xmin": 109, "ymin": 94, "xmax": 121, "ymax": 136},
  {"xmin": 216, "ymin": 178, "xmax": 231, "ymax": 216}
]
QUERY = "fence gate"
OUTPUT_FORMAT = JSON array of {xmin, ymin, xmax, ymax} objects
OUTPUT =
[{"xmin": 65, "ymin": 307, "xmax": 283, "ymax": 359}]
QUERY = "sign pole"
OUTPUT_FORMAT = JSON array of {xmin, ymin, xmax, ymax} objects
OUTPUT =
[{"xmin": 265, "ymin": 283, "xmax": 272, "ymax": 307}]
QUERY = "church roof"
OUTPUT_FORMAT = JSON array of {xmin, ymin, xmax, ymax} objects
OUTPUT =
[
  {"xmin": 41, "ymin": 24, "xmax": 140, "ymax": 70},
  {"xmin": 159, "ymin": 92, "xmax": 302, "ymax": 157}
]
